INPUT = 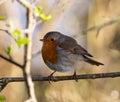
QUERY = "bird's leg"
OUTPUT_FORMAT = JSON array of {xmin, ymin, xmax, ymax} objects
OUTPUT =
[
  {"xmin": 73, "ymin": 70, "xmax": 78, "ymax": 82},
  {"xmin": 48, "ymin": 71, "xmax": 56, "ymax": 83}
]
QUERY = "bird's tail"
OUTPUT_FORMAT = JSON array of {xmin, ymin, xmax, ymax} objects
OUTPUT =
[{"xmin": 84, "ymin": 56, "xmax": 104, "ymax": 66}]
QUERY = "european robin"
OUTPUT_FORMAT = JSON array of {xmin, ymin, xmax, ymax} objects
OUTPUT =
[{"xmin": 40, "ymin": 31, "xmax": 104, "ymax": 79}]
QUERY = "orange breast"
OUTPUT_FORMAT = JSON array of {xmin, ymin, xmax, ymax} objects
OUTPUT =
[{"xmin": 42, "ymin": 41, "xmax": 59, "ymax": 64}]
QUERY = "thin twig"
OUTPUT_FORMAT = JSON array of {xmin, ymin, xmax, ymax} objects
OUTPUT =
[
  {"xmin": 0, "ymin": 29, "xmax": 11, "ymax": 36},
  {"xmin": 17, "ymin": 0, "xmax": 29, "ymax": 7},
  {"xmin": 0, "ymin": 54, "xmax": 23, "ymax": 68},
  {"xmin": 0, "ymin": 28, "xmax": 16, "ymax": 41},
  {"xmin": 82, "ymin": 16, "xmax": 120, "ymax": 36}
]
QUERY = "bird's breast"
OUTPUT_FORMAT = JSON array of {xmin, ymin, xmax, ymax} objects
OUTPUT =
[{"xmin": 42, "ymin": 42, "xmax": 59, "ymax": 64}]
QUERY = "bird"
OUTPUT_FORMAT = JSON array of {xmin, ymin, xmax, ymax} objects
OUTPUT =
[{"xmin": 40, "ymin": 31, "xmax": 104, "ymax": 80}]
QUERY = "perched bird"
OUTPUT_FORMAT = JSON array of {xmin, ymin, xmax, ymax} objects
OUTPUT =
[{"xmin": 40, "ymin": 31, "xmax": 104, "ymax": 78}]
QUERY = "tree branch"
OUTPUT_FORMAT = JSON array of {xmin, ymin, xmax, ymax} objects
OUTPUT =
[
  {"xmin": 0, "ymin": 28, "xmax": 16, "ymax": 41},
  {"xmin": 0, "ymin": 54, "xmax": 23, "ymax": 68},
  {"xmin": 17, "ymin": 0, "xmax": 37, "ymax": 102},
  {"xmin": 0, "ymin": 1, "xmax": 37, "ymax": 101},
  {"xmin": 0, "ymin": 71, "xmax": 120, "ymax": 91},
  {"xmin": 82, "ymin": 16, "xmax": 120, "ymax": 36}
]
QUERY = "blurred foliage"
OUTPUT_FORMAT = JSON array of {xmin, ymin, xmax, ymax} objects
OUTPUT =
[
  {"xmin": 12, "ymin": 29, "xmax": 21, "ymax": 36},
  {"xmin": 5, "ymin": 45, "xmax": 13, "ymax": 55},
  {"xmin": 5, "ymin": 24, "xmax": 11, "ymax": 28},
  {"xmin": 0, "ymin": 95, "xmax": 6, "ymax": 102},
  {"xmin": 34, "ymin": 6, "xmax": 52, "ymax": 21},
  {"xmin": 34, "ymin": 6, "xmax": 43, "ymax": 14},
  {"xmin": 0, "ymin": 16, "xmax": 6, "ymax": 21},
  {"xmin": 12, "ymin": 29, "xmax": 30, "ymax": 48},
  {"xmin": 16, "ymin": 36, "xmax": 30, "ymax": 48}
]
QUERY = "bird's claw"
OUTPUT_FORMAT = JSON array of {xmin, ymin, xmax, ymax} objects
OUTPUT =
[
  {"xmin": 0, "ymin": 78, "xmax": 9, "ymax": 91},
  {"xmin": 73, "ymin": 72, "xmax": 78, "ymax": 82},
  {"xmin": 47, "ymin": 71, "xmax": 56, "ymax": 83}
]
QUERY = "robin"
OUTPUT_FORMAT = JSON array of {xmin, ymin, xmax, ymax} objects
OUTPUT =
[{"xmin": 40, "ymin": 31, "xmax": 104, "ymax": 79}]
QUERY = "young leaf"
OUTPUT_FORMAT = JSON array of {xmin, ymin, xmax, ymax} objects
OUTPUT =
[
  {"xmin": 34, "ymin": 6, "xmax": 43, "ymax": 16},
  {"xmin": 5, "ymin": 23, "xmax": 11, "ymax": 28},
  {"xmin": 19, "ymin": 38, "xmax": 30, "ymax": 44},
  {"xmin": 6, "ymin": 46, "xmax": 13, "ymax": 55},
  {"xmin": 39, "ymin": 13, "xmax": 52, "ymax": 21},
  {"xmin": 12, "ymin": 29, "xmax": 21, "ymax": 36},
  {"xmin": 0, "ymin": 16, "xmax": 6, "ymax": 20},
  {"xmin": 16, "ymin": 37, "xmax": 30, "ymax": 48}
]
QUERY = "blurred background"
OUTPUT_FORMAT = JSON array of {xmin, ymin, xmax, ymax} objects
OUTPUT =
[{"xmin": 0, "ymin": 0, "xmax": 120, "ymax": 102}]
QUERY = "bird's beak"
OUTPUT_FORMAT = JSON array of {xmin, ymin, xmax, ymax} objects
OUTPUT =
[{"xmin": 40, "ymin": 39, "xmax": 44, "ymax": 41}]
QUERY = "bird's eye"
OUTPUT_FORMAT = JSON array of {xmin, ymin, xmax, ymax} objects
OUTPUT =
[{"xmin": 51, "ymin": 38, "xmax": 54, "ymax": 41}]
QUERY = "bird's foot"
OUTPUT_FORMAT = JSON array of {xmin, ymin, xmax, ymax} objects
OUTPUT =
[
  {"xmin": 47, "ymin": 71, "xmax": 56, "ymax": 83},
  {"xmin": 73, "ymin": 71, "xmax": 78, "ymax": 82}
]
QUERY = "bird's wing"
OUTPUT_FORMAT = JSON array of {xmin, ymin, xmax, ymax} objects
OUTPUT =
[
  {"xmin": 58, "ymin": 36, "xmax": 77, "ymax": 50},
  {"xmin": 58, "ymin": 35, "xmax": 93, "ymax": 57},
  {"xmin": 71, "ymin": 45, "xmax": 93, "ymax": 57}
]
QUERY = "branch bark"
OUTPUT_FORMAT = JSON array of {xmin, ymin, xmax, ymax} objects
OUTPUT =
[
  {"xmin": 0, "ymin": 54, "xmax": 23, "ymax": 68},
  {"xmin": 0, "ymin": 71, "xmax": 120, "ymax": 88},
  {"xmin": 17, "ymin": 0, "xmax": 37, "ymax": 102}
]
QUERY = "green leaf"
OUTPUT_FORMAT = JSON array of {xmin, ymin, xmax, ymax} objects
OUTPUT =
[
  {"xmin": 39, "ymin": 13, "xmax": 52, "ymax": 21},
  {"xmin": 0, "ymin": 95, "xmax": 6, "ymax": 102},
  {"xmin": 34, "ymin": 6, "xmax": 43, "ymax": 16},
  {"xmin": 0, "ymin": 16, "xmax": 6, "ymax": 20},
  {"xmin": 34, "ymin": 6, "xmax": 52, "ymax": 21},
  {"xmin": 16, "ymin": 37, "xmax": 30, "ymax": 48},
  {"xmin": 12, "ymin": 29, "xmax": 21, "ymax": 36},
  {"xmin": 6, "ymin": 46, "xmax": 13, "ymax": 55},
  {"xmin": 5, "ymin": 24, "xmax": 11, "ymax": 28}
]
